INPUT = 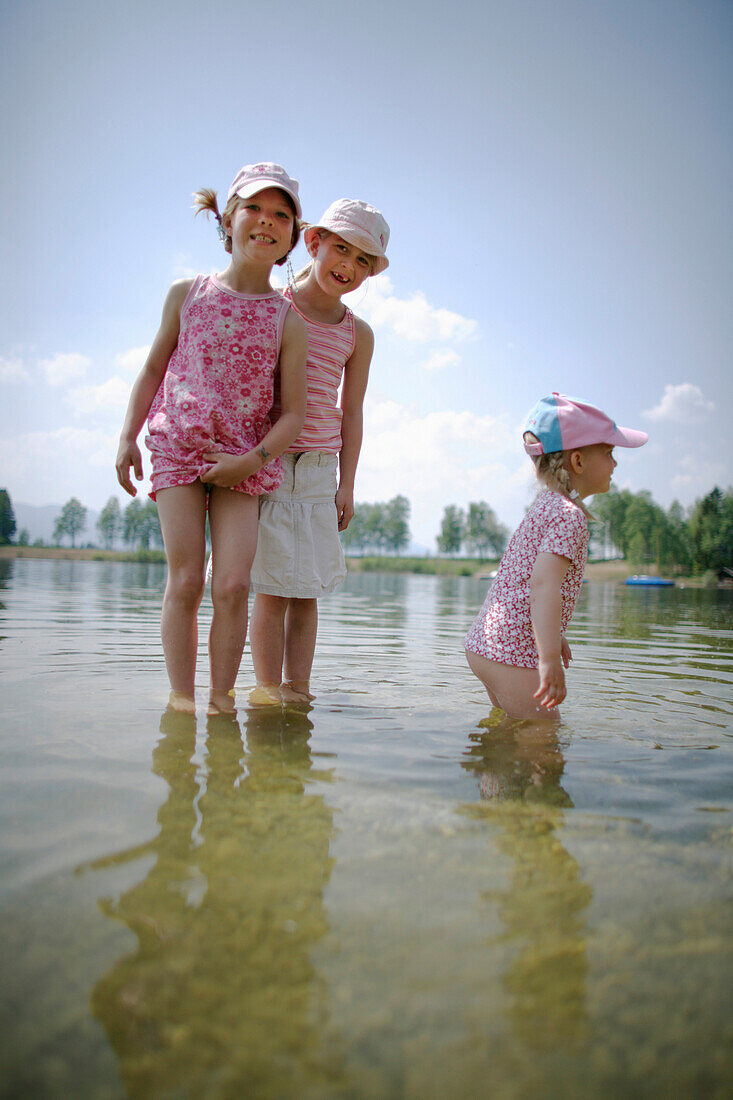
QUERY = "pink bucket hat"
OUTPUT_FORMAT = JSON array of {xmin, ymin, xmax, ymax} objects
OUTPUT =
[
  {"xmin": 304, "ymin": 199, "xmax": 390, "ymax": 274},
  {"xmin": 227, "ymin": 163, "xmax": 302, "ymax": 219},
  {"xmin": 523, "ymin": 393, "xmax": 648, "ymax": 455}
]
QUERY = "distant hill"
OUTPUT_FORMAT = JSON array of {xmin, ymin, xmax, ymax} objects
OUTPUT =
[{"xmin": 13, "ymin": 502, "xmax": 102, "ymax": 547}]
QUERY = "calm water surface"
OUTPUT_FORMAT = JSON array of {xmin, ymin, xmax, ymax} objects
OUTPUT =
[{"xmin": 1, "ymin": 558, "xmax": 732, "ymax": 1098}]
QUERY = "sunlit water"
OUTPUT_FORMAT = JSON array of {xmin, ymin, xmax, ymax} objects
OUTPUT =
[{"xmin": 1, "ymin": 558, "xmax": 731, "ymax": 1098}]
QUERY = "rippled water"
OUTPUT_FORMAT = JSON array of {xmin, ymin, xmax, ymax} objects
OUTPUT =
[{"xmin": 1, "ymin": 558, "xmax": 732, "ymax": 1098}]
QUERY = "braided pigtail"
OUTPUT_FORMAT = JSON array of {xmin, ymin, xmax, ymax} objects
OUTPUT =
[{"xmin": 532, "ymin": 449, "xmax": 593, "ymax": 519}]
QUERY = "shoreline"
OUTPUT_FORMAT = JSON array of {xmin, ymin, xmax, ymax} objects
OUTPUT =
[{"xmin": 0, "ymin": 546, "xmax": 703, "ymax": 584}]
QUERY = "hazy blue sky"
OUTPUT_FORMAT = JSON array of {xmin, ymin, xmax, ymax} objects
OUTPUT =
[{"xmin": 1, "ymin": 0, "xmax": 730, "ymax": 546}]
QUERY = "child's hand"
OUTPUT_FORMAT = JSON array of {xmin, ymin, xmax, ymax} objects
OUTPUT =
[
  {"xmin": 561, "ymin": 635, "xmax": 572, "ymax": 669},
  {"xmin": 534, "ymin": 657, "xmax": 566, "ymax": 711},
  {"xmin": 335, "ymin": 486, "xmax": 355, "ymax": 531},
  {"xmin": 116, "ymin": 439, "xmax": 144, "ymax": 497},
  {"xmin": 201, "ymin": 451, "xmax": 258, "ymax": 488}
]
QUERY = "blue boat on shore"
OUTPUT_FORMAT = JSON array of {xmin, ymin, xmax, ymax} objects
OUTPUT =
[{"xmin": 624, "ymin": 575, "xmax": 675, "ymax": 587}]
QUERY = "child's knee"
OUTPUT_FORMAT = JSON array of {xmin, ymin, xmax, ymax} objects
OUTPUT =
[
  {"xmin": 212, "ymin": 573, "xmax": 250, "ymax": 610},
  {"xmin": 167, "ymin": 568, "xmax": 205, "ymax": 606}
]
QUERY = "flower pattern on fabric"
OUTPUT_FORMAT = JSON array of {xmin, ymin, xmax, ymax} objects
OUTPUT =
[
  {"xmin": 464, "ymin": 490, "xmax": 589, "ymax": 668},
  {"xmin": 145, "ymin": 274, "xmax": 289, "ymax": 497}
]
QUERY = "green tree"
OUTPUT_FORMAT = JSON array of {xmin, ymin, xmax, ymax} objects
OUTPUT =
[
  {"xmin": 123, "ymin": 498, "xmax": 163, "ymax": 550},
  {"xmin": 591, "ymin": 487, "xmax": 634, "ymax": 557},
  {"xmin": 621, "ymin": 491, "xmax": 662, "ymax": 568},
  {"xmin": 122, "ymin": 499, "xmax": 144, "ymax": 547},
  {"xmin": 383, "ymin": 495, "xmax": 411, "ymax": 554},
  {"xmin": 137, "ymin": 500, "xmax": 163, "ymax": 550},
  {"xmin": 54, "ymin": 497, "xmax": 87, "ymax": 547},
  {"xmin": 0, "ymin": 489, "xmax": 16, "ymax": 545},
  {"xmin": 437, "ymin": 505, "xmax": 465, "ymax": 555},
  {"xmin": 661, "ymin": 500, "xmax": 691, "ymax": 573},
  {"xmin": 464, "ymin": 501, "xmax": 508, "ymax": 557},
  {"xmin": 341, "ymin": 497, "xmax": 411, "ymax": 555},
  {"xmin": 96, "ymin": 497, "xmax": 122, "ymax": 550},
  {"xmin": 340, "ymin": 506, "xmax": 366, "ymax": 554},
  {"xmin": 688, "ymin": 488, "xmax": 733, "ymax": 574}
]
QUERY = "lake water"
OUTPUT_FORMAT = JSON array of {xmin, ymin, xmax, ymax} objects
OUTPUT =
[{"xmin": 1, "ymin": 557, "xmax": 731, "ymax": 1099}]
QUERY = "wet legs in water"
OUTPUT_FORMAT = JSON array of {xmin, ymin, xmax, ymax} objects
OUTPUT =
[{"xmin": 250, "ymin": 594, "xmax": 317, "ymax": 703}]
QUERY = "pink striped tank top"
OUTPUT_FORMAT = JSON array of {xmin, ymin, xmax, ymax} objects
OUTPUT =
[{"xmin": 275, "ymin": 286, "xmax": 356, "ymax": 453}]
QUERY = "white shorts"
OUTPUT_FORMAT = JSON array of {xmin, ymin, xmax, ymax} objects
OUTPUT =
[{"xmin": 250, "ymin": 452, "xmax": 347, "ymax": 599}]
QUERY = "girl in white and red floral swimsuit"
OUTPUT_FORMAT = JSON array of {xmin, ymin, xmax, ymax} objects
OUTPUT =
[
  {"xmin": 465, "ymin": 394, "xmax": 647, "ymax": 720},
  {"xmin": 116, "ymin": 163, "xmax": 307, "ymax": 715}
]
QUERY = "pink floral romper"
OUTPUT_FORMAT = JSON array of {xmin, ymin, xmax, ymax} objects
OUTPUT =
[
  {"xmin": 464, "ymin": 490, "xmax": 589, "ymax": 668},
  {"xmin": 146, "ymin": 274, "xmax": 290, "ymax": 497}
]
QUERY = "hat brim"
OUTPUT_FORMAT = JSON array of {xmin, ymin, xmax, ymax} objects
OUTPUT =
[
  {"xmin": 232, "ymin": 179, "xmax": 302, "ymax": 219},
  {"xmin": 610, "ymin": 426, "xmax": 648, "ymax": 448},
  {"xmin": 304, "ymin": 223, "xmax": 388, "ymax": 275}
]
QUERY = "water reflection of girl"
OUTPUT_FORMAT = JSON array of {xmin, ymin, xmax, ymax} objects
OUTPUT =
[
  {"xmin": 462, "ymin": 713, "xmax": 592, "ymax": 1050},
  {"xmin": 84, "ymin": 705, "xmax": 337, "ymax": 1097}
]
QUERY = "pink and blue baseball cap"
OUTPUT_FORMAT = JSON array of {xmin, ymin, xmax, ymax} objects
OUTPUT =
[{"xmin": 523, "ymin": 393, "xmax": 648, "ymax": 456}]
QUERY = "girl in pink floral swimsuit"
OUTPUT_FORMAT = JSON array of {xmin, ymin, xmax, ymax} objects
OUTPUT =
[
  {"xmin": 465, "ymin": 394, "xmax": 647, "ymax": 720},
  {"xmin": 116, "ymin": 164, "xmax": 307, "ymax": 715}
]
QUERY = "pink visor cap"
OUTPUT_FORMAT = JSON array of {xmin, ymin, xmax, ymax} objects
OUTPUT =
[
  {"xmin": 227, "ymin": 163, "xmax": 302, "ymax": 219},
  {"xmin": 304, "ymin": 199, "xmax": 390, "ymax": 274},
  {"xmin": 523, "ymin": 393, "xmax": 648, "ymax": 456}
]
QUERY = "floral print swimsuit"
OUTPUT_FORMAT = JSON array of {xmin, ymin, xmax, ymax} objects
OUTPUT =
[
  {"xmin": 464, "ymin": 490, "xmax": 589, "ymax": 668},
  {"xmin": 146, "ymin": 274, "xmax": 290, "ymax": 497}
]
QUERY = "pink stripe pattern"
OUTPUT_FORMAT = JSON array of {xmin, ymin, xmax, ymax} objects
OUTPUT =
[{"xmin": 272, "ymin": 287, "xmax": 356, "ymax": 454}]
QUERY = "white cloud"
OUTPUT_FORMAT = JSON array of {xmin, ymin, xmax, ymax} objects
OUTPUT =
[
  {"xmin": 421, "ymin": 349, "xmax": 461, "ymax": 372},
  {"xmin": 0, "ymin": 426, "xmax": 129, "ymax": 507},
  {"xmin": 671, "ymin": 453, "xmax": 728, "ymax": 495},
  {"xmin": 68, "ymin": 376, "xmax": 131, "ymax": 415},
  {"xmin": 115, "ymin": 346, "xmax": 150, "ymax": 372},
  {"xmin": 356, "ymin": 398, "xmax": 529, "ymax": 547},
  {"xmin": 41, "ymin": 352, "xmax": 90, "ymax": 386},
  {"xmin": 0, "ymin": 354, "xmax": 30, "ymax": 382},
  {"xmin": 643, "ymin": 383, "xmax": 714, "ymax": 423},
  {"xmin": 345, "ymin": 275, "xmax": 478, "ymax": 343}
]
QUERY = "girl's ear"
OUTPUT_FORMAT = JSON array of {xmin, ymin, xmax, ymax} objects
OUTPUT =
[
  {"xmin": 568, "ymin": 450, "xmax": 585, "ymax": 474},
  {"xmin": 307, "ymin": 231, "xmax": 322, "ymax": 259}
]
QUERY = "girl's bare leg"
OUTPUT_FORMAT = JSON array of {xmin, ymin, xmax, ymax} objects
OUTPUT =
[
  {"xmin": 207, "ymin": 488, "xmax": 259, "ymax": 710},
  {"xmin": 465, "ymin": 649, "xmax": 560, "ymax": 721},
  {"xmin": 249, "ymin": 593, "xmax": 288, "ymax": 703},
  {"xmin": 155, "ymin": 484, "xmax": 208, "ymax": 707},
  {"xmin": 281, "ymin": 598, "xmax": 318, "ymax": 701}
]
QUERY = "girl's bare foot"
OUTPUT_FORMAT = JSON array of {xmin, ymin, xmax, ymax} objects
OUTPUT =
[
  {"xmin": 280, "ymin": 680, "xmax": 315, "ymax": 704},
  {"xmin": 168, "ymin": 690, "xmax": 196, "ymax": 715},
  {"xmin": 207, "ymin": 688, "xmax": 236, "ymax": 716},
  {"xmin": 248, "ymin": 682, "xmax": 282, "ymax": 706}
]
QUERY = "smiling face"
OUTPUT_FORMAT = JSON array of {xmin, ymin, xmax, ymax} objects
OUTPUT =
[
  {"xmin": 224, "ymin": 187, "xmax": 297, "ymax": 265},
  {"xmin": 309, "ymin": 231, "xmax": 373, "ymax": 296}
]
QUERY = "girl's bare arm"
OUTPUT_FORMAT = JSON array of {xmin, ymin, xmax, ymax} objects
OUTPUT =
[
  {"xmin": 115, "ymin": 279, "xmax": 194, "ymax": 496},
  {"xmin": 529, "ymin": 551, "xmax": 572, "ymax": 709},
  {"xmin": 336, "ymin": 318, "xmax": 374, "ymax": 530}
]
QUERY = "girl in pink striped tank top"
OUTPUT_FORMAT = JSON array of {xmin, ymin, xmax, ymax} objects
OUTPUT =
[
  {"xmin": 249, "ymin": 199, "xmax": 390, "ymax": 705},
  {"xmin": 115, "ymin": 164, "xmax": 307, "ymax": 716}
]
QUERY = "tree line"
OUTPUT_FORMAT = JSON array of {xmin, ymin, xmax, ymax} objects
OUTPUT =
[
  {"xmin": 436, "ymin": 502, "xmax": 509, "ymax": 557},
  {"xmin": 0, "ymin": 491, "xmax": 163, "ymax": 551},
  {"xmin": 1, "ymin": 485, "xmax": 731, "ymax": 572},
  {"xmin": 591, "ymin": 486, "xmax": 733, "ymax": 576}
]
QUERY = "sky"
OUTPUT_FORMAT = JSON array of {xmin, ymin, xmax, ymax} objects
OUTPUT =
[{"xmin": 1, "ymin": 0, "xmax": 731, "ymax": 549}]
